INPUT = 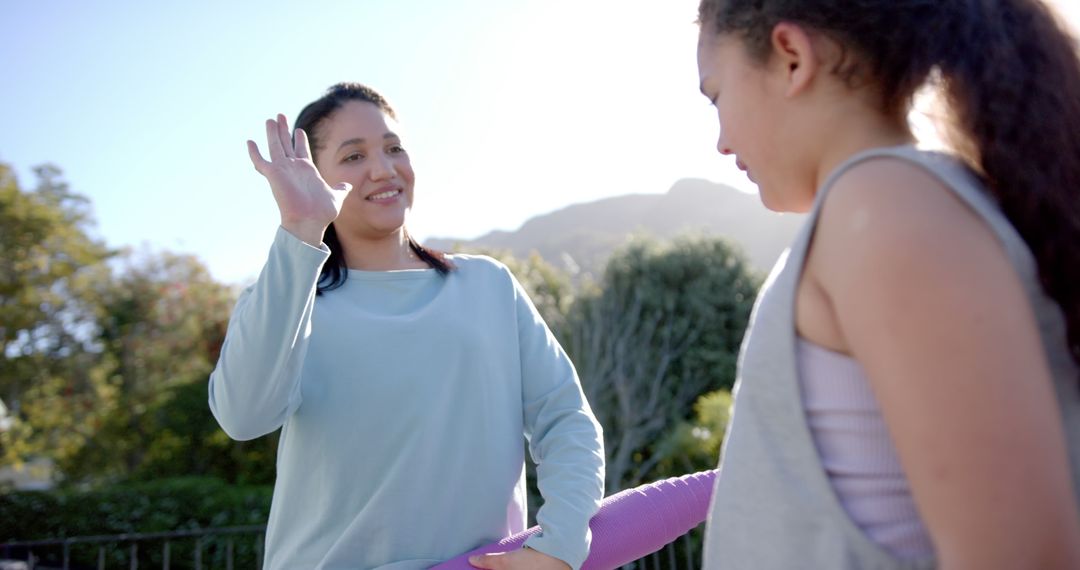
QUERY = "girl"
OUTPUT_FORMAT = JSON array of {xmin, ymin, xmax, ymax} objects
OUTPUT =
[
  {"xmin": 694, "ymin": 1, "xmax": 1080, "ymax": 568},
  {"xmin": 209, "ymin": 83, "xmax": 605, "ymax": 570}
]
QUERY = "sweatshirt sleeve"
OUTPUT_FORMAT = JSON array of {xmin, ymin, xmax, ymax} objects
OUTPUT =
[
  {"xmin": 208, "ymin": 226, "xmax": 330, "ymax": 441},
  {"xmin": 513, "ymin": 275, "xmax": 606, "ymax": 570}
]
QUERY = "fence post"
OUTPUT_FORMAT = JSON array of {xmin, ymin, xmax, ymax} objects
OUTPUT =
[
  {"xmin": 129, "ymin": 542, "xmax": 137, "ymax": 570},
  {"xmin": 194, "ymin": 537, "xmax": 202, "ymax": 570},
  {"xmin": 98, "ymin": 545, "xmax": 106, "ymax": 570},
  {"xmin": 683, "ymin": 531, "xmax": 693, "ymax": 570},
  {"xmin": 63, "ymin": 541, "xmax": 71, "ymax": 570},
  {"xmin": 163, "ymin": 540, "xmax": 171, "ymax": 570}
]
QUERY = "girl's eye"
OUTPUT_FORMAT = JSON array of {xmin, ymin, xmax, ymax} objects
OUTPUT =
[
  {"xmin": 389, "ymin": 145, "xmax": 406, "ymax": 154},
  {"xmin": 343, "ymin": 153, "xmax": 364, "ymax": 163}
]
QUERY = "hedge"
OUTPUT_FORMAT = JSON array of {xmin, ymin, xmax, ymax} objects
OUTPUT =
[{"xmin": 1, "ymin": 476, "xmax": 271, "ymax": 569}]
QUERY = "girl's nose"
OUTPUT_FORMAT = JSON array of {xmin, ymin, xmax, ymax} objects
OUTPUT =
[{"xmin": 716, "ymin": 131, "xmax": 733, "ymax": 155}]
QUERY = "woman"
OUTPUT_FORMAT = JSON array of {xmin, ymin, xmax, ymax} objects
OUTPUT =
[
  {"xmin": 209, "ymin": 83, "xmax": 604, "ymax": 570},
  {"xmin": 694, "ymin": 0, "xmax": 1080, "ymax": 568}
]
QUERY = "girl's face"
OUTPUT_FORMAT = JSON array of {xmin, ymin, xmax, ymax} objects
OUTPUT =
[
  {"xmin": 696, "ymin": 29, "xmax": 817, "ymax": 213},
  {"xmin": 314, "ymin": 100, "xmax": 415, "ymax": 238}
]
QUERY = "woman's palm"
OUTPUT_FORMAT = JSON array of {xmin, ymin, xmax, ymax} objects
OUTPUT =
[{"xmin": 247, "ymin": 114, "xmax": 352, "ymax": 233}]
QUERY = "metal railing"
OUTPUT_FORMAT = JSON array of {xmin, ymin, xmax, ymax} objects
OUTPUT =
[
  {"xmin": 1, "ymin": 525, "xmax": 265, "ymax": 570},
  {"xmin": 617, "ymin": 526, "xmax": 703, "ymax": 570},
  {"xmin": 2, "ymin": 524, "xmax": 702, "ymax": 570}
]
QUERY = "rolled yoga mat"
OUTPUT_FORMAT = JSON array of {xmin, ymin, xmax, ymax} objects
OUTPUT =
[{"xmin": 431, "ymin": 469, "xmax": 717, "ymax": 570}]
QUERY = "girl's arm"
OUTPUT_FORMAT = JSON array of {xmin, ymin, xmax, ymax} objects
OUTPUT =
[{"xmin": 811, "ymin": 158, "xmax": 1080, "ymax": 569}]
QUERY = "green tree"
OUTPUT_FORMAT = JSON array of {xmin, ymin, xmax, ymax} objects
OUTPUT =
[
  {"xmin": 564, "ymin": 235, "xmax": 760, "ymax": 492},
  {"xmin": 61, "ymin": 251, "xmax": 238, "ymax": 481},
  {"xmin": 651, "ymin": 389, "xmax": 733, "ymax": 479},
  {"xmin": 0, "ymin": 162, "xmax": 111, "ymax": 468},
  {"xmin": 136, "ymin": 377, "xmax": 278, "ymax": 485},
  {"xmin": 9, "ymin": 247, "xmax": 280, "ymax": 485},
  {"xmin": 1, "ymin": 159, "xmax": 277, "ymax": 488}
]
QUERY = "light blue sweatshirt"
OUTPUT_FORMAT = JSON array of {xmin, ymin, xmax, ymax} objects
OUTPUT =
[{"xmin": 208, "ymin": 228, "xmax": 605, "ymax": 570}]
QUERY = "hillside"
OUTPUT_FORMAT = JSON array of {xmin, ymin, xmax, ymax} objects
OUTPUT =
[{"xmin": 425, "ymin": 178, "xmax": 806, "ymax": 278}]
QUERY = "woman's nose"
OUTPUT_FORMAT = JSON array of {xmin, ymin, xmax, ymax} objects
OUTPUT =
[{"xmin": 369, "ymin": 154, "xmax": 396, "ymax": 180}]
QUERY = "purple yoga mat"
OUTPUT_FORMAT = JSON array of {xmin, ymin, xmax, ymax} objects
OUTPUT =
[{"xmin": 431, "ymin": 470, "xmax": 717, "ymax": 570}]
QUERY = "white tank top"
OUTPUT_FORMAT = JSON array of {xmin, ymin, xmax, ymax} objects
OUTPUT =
[{"xmin": 796, "ymin": 337, "xmax": 936, "ymax": 560}]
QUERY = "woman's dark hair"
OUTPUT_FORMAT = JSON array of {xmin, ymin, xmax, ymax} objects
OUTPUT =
[
  {"xmin": 293, "ymin": 82, "xmax": 452, "ymax": 294},
  {"xmin": 699, "ymin": 0, "xmax": 1080, "ymax": 376}
]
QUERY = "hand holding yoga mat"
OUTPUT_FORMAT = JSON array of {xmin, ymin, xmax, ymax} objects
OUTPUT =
[{"xmin": 432, "ymin": 470, "xmax": 717, "ymax": 570}]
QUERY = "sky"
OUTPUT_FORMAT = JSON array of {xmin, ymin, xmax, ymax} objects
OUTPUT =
[{"xmin": 3, "ymin": 1, "xmax": 1079, "ymax": 285}]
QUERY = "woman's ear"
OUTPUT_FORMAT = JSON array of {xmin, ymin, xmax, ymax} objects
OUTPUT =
[{"xmin": 769, "ymin": 22, "xmax": 821, "ymax": 98}]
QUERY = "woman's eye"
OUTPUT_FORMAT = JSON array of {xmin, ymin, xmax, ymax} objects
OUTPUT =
[
  {"xmin": 343, "ymin": 153, "xmax": 364, "ymax": 163},
  {"xmin": 389, "ymin": 145, "xmax": 406, "ymax": 154}
]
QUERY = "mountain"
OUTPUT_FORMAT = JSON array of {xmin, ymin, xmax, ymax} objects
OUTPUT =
[{"xmin": 425, "ymin": 178, "xmax": 806, "ymax": 278}]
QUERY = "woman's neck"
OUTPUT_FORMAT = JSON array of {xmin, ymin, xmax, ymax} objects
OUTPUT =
[
  {"xmin": 336, "ymin": 227, "xmax": 428, "ymax": 271},
  {"xmin": 813, "ymin": 105, "xmax": 915, "ymax": 192}
]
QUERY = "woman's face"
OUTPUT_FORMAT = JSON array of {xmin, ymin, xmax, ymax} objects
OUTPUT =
[
  {"xmin": 313, "ymin": 100, "xmax": 415, "ymax": 238},
  {"xmin": 697, "ymin": 29, "xmax": 815, "ymax": 212}
]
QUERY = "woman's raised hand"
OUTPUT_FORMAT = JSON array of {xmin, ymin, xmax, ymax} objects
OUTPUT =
[{"xmin": 247, "ymin": 114, "xmax": 353, "ymax": 246}]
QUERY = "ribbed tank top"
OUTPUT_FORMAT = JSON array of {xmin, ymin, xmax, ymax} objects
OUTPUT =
[
  {"xmin": 702, "ymin": 145, "xmax": 1080, "ymax": 569},
  {"xmin": 797, "ymin": 338, "xmax": 934, "ymax": 560}
]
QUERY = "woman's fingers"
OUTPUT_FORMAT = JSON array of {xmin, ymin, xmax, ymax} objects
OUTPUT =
[
  {"xmin": 277, "ymin": 114, "xmax": 295, "ymax": 159},
  {"xmin": 247, "ymin": 140, "xmax": 270, "ymax": 174},
  {"xmin": 468, "ymin": 553, "xmax": 503, "ymax": 569},
  {"xmin": 266, "ymin": 118, "xmax": 286, "ymax": 161},
  {"xmin": 295, "ymin": 128, "xmax": 312, "ymax": 160}
]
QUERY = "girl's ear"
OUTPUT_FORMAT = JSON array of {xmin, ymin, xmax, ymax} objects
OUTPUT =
[{"xmin": 770, "ymin": 22, "xmax": 821, "ymax": 98}]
